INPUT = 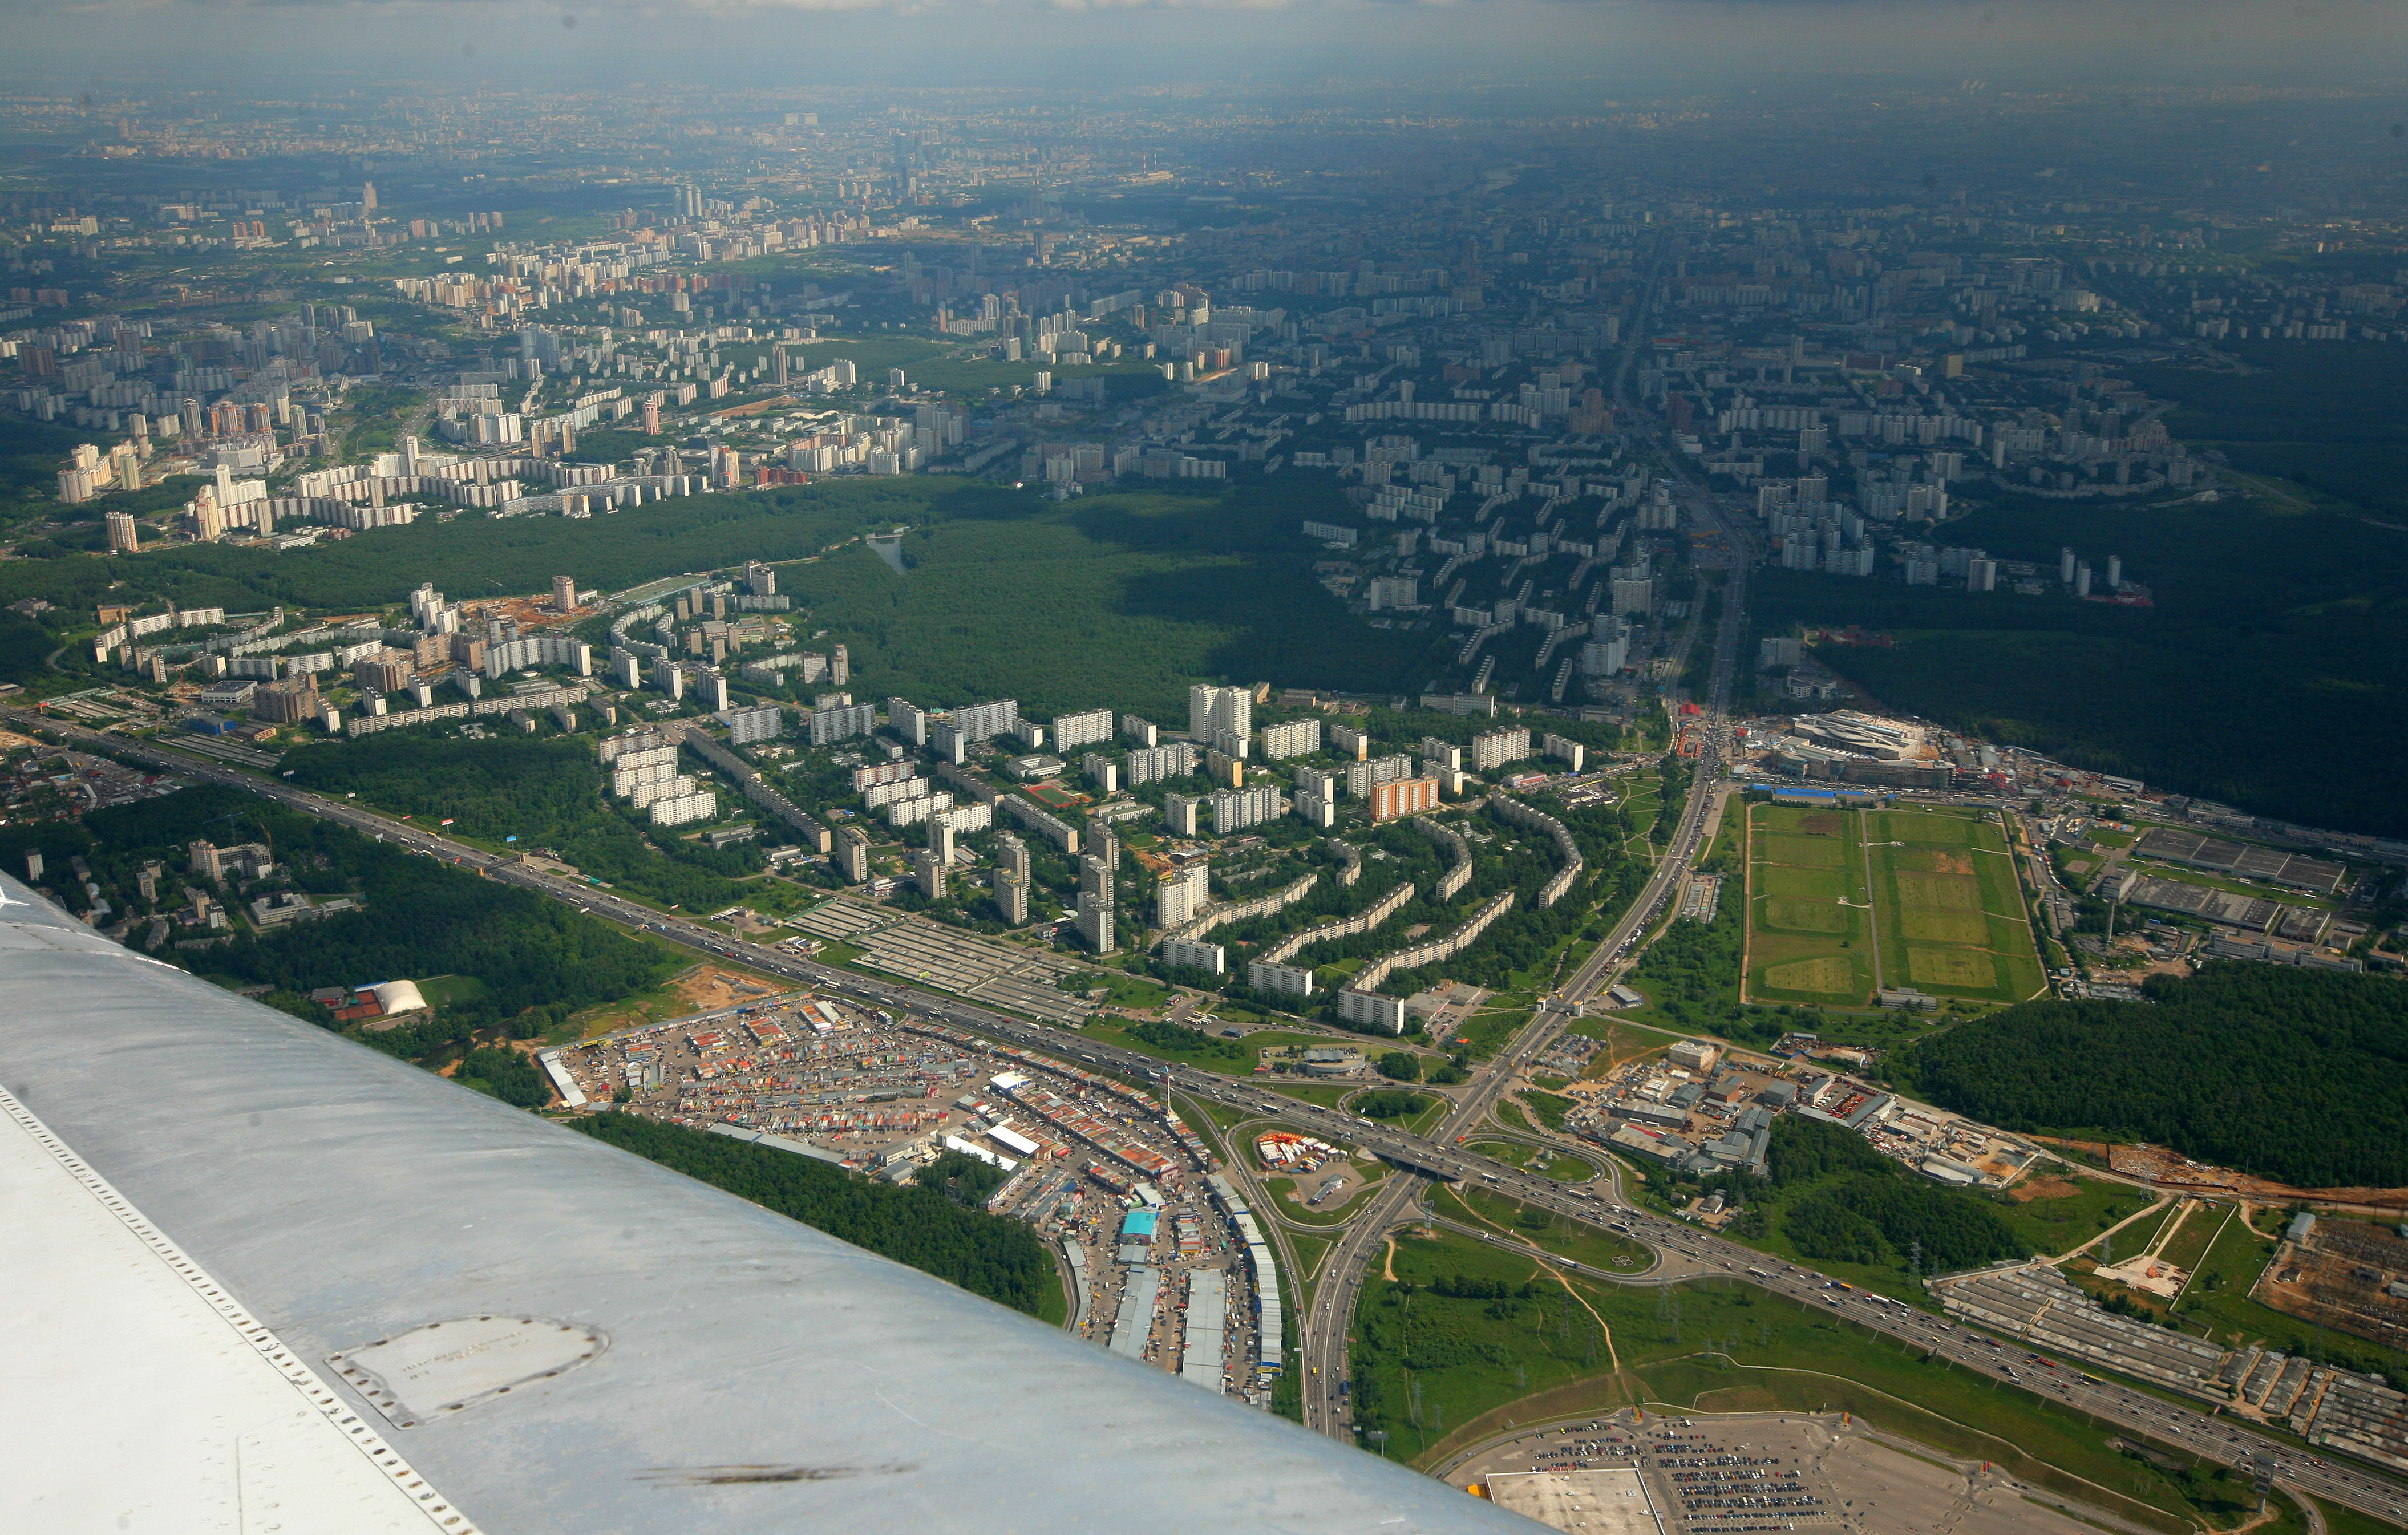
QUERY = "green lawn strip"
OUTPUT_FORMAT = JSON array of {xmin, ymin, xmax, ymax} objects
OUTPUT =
[
  {"xmin": 2315, "ymin": 1496, "xmax": 2405, "ymax": 1535},
  {"xmin": 1173, "ymin": 1090, "xmax": 1252, "ymax": 1140},
  {"xmin": 1270, "ymin": 1083, "xmax": 1357, "ymax": 1110},
  {"xmin": 1036, "ymin": 1264, "xmax": 1073, "ymax": 1327},
  {"xmin": 1401, "ymin": 1093, "xmax": 1453, "ymax": 1139},
  {"xmin": 1358, "ymin": 1229, "xmax": 2211, "ymax": 1531},
  {"xmin": 1286, "ymin": 1232, "xmax": 1333, "ymax": 1325},
  {"xmin": 415, "ymin": 973, "xmax": 491, "ymax": 1006},
  {"xmin": 1080, "ymin": 1018, "xmax": 1329, "ymax": 1072},
  {"xmin": 2153, "ymin": 1201, "xmax": 2232, "ymax": 1277},
  {"xmin": 2167, "ymin": 1210, "xmax": 2287, "ymax": 1347},
  {"xmin": 1438, "ymin": 1184, "xmax": 1650, "ymax": 1273},
  {"xmin": 1272, "ymin": 1276, "xmax": 1308, "ymax": 1423}
]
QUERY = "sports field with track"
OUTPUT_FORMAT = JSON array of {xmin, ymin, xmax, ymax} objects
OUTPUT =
[{"xmin": 1744, "ymin": 801, "xmax": 2045, "ymax": 1008}]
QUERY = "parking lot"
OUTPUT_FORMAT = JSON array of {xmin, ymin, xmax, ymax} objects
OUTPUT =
[{"xmin": 1453, "ymin": 1411, "xmax": 2116, "ymax": 1534}]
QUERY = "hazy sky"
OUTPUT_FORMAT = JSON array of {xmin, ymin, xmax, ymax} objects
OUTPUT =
[{"xmin": 3, "ymin": 0, "xmax": 2405, "ymax": 91}]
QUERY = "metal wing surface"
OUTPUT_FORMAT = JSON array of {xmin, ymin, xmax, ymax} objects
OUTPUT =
[{"xmin": 0, "ymin": 874, "xmax": 1527, "ymax": 1534}]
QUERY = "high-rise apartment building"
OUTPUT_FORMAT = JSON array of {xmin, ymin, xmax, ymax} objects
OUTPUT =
[
  {"xmin": 835, "ymin": 826, "xmax": 871, "ymax": 883},
  {"xmin": 1258, "ymin": 718, "xmax": 1321, "ymax": 760},
  {"xmin": 1051, "ymin": 708, "xmax": 1114, "ymax": 752},
  {"xmin": 1188, "ymin": 683, "xmax": 1251, "ymax": 746},
  {"xmin": 1160, "ymin": 938, "xmax": 1224, "ymax": 975},
  {"xmin": 721, "ymin": 704, "xmax": 784, "ymax": 746},
  {"xmin": 1074, "ymin": 888, "xmax": 1114, "ymax": 954},
  {"xmin": 1211, "ymin": 785, "xmax": 1281, "ymax": 836},
  {"xmin": 994, "ymin": 832, "xmax": 1030, "ymax": 884},
  {"xmin": 809, "ymin": 700, "xmax": 876, "ymax": 746},
  {"xmin": 1470, "ymin": 726, "xmax": 1533, "ymax": 772},
  {"xmin": 1079, "ymin": 853, "xmax": 1114, "ymax": 907},
  {"xmin": 1370, "ymin": 776, "xmax": 1442, "ymax": 822},
  {"xmin": 1155, "ymin": 864, "xmax": 1210, "ymax": 929},
  {"xmin": 994, "ymin": 870, "xmax": 1029, "ymax": 925},
  {"xmin": 950, "ymin": 699, "xmax": 1019, "ymax": 742}
]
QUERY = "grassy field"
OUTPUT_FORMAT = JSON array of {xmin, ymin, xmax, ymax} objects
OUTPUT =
[
  {"xmin": 1743, "ymin": 803, "xmax": 2045, "ymax": 1009},
  {"xmin": 1862, "ymin": 807, "xmax": 2049, "ymax": 1006},
  {"xmin": 1465, "ymin": 1140, "xmax": 1599, "ymax": 1183},
  {"xmin": 1036, "ymin": 1267, "xmax": 1072, "ymax": 1327},
  {"xmin": 1438, "ymin": 1184, "xmax": 1651, "ymax": 1273},
  {"xmin": 415, "ymin": 973, "xmax": 492, "ymax": 1006},
  {"xmin": 2154, "ymin": 1201, "xmax": 2231, "ymax": 1276},
  {"xmin": 1563, "ymin": 1015, "xmax": 1689, "ymax": 1071},
  {"xmin": 1985, "ymin": 1174, "xmax": 2162, "ymax": 1260},
  {"xmin": 2318, "ymin": 1496, "xmax": 2405, "ymax": 1535},
  {"xmin": 1287, "ymin": 1232, "xmax": 1332, "ymax": 1312},
  {"xmin": 1353, "ymin": 1228, "xmax": 2239, "ymax": 1531},
  {"xmin": 1264, "ymin": 1165, "xmax": 1390, "ymax": 1227},
  {"xmin": 1079, "ymin": 1019, "xmax": 1328, "ymax": 1072},
  {"xmin": 1451, "ymin": 987, "xmax": 1539, "ymax": 1059},
  {"xmin": 1269, "ymin": 1082, "xmax": 1357, "ymax": 1109},
  {"xmin": 1744, "ymin": 801, "xmax": 1878, "ymax": 1006}
]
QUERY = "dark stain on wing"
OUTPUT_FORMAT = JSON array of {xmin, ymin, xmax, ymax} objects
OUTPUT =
[{"xmin": 642, "ymin": 1463, "xmax": 917, "ymax": 1485}]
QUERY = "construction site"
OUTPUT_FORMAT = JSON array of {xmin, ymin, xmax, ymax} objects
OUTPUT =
[{"xmin": 2255, "ymin": 1215, "xmax": 2408, "ymax": 1355}]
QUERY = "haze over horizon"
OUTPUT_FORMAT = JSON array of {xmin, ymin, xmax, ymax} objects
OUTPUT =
[{"xmin": 6, "ymin": 0, "xmax": 2407, "ymax": 89}]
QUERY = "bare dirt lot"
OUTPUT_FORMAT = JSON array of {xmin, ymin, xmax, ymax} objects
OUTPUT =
[
  {"xmin": 574, "ymin": 962, "xmax": 793, "ymax": 1038},
  {"xmin": 2036, "ymin": 1137, "xmax": 2408, "ymax": 1216}
]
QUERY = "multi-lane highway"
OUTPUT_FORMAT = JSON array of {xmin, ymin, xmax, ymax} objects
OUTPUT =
[{"xmin": 14, "ymin": 711, "xmax": 2408, "ymax": 1526}]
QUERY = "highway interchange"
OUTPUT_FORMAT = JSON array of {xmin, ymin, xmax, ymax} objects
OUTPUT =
[{"xmin": 14, "ymin": 560, "xmax": 2408, "ymax": 1527}]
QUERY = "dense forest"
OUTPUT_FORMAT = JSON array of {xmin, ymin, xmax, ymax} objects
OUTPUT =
[
  {"xmin": 1899, "ymin": 963, "xmax": 2408, "ymax": 1189},
  {"xmin": 0, "ymin": 474, "xmax": 984, "ymax": 630},
  {"xmin": 2128, "ymin": 342, "xmax": 2408, "ymax": 520},
  {"xmin": 0, "ymin": 474, "xmax": 1456, "ymax": 718},
  {"xmin": 1781, "ymin": 1172, "xmax": 2029, "ymax": 1273},
  {"xmin": 285, "ymin": 734, "xmax": 765, "ymax": 912},
  {"xmin": 776, "ymin": 482, "xmax": 1447, "ymax": 721},
  {"xmin": 570, "ymin": 1113, "xmax": 1055, "ymax": 1315},
  {"xmin": 17, "ymin": 784, "xmax": 674, "ymax": 1052},
  {"xmin": 1682, "ymin": 1117, "xmax": 2030, "ymax": 1275},
  {"xmin": 1756, "ymin": 477, "xmax": 2408, "ymax": 835}
]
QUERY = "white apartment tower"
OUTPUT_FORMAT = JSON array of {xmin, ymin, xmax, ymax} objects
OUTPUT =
[{"xmin": 1188, "ymin": 684, "xmax": 1252, "ymax": 746}]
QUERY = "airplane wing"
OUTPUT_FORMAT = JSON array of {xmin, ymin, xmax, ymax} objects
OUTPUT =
[{"xmin": 0, "ymin": 874, "xmax": 1528, "ymax": 1533}]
